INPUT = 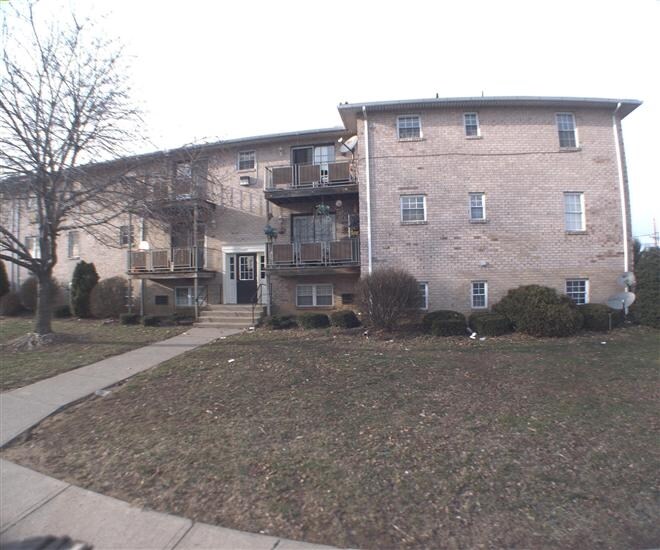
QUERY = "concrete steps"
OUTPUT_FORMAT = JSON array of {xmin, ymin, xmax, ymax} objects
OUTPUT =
[{"xmin": 194, "ymin": 304, "xmax": 263, "ymax": 329}]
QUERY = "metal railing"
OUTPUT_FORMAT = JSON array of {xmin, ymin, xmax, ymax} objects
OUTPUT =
[
  {"xmin": 266, "ymin": 237, "xmax": 360, "ymax": 269},
  {"xmin": 127, "ymin": 246, "xmax": 220, "ymax": 273},
  {"xmin": 265, "ymin": 160, "xmax": 356, "ymax": 190}
]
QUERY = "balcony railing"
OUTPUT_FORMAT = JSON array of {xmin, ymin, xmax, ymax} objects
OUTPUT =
[
  {"xmin": 266, "ymin": 238, "xmax": 360, "ymax": 269},
  {"xmin": 265, "ymin": 160, "xmax": 356, "ymax": 190},
  {"xmin": 127, "ymin": 247, "xmax": 219, "ymax": 274}
]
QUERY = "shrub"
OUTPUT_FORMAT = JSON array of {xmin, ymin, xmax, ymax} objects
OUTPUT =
[
  {"xmin": 493, "ymin": 285, "xmax": 583, "ymax": 337},
  {"xmin": 468, "ymin": 312, "xmax": 512, "ymax": 336},
  {"xmin": 265, "ymin": 315, "xmax": 297, "ymax": 330},
  {"xmin": 53, "ymin": 304, "xmax": 72, "ymax": 318},
  {"xmin": 431, "ymin": 319, "xmax": 467, "ymax": 337},
  {"xmin": 71, "ymin": 261, "xmax": 99, "ymax": 318},
  {"xmin": 358, "ymin": 268, "xmax": 421, "ymax": 330},
  {"xmin": 90, "ymin": 277, "xmax": 129, "ymax": 318},
  {"xmin": 0, "ymin": 291, "xmax": 23, "ymax": 316},
  {"xmin": 0, "ymin": 260, "xmax": 9, "ymax": 299},
  {"xmin": 142, "ymin": 315, "xmax": 160, "ymax": 327},
  {"xmin": 634, "ymin": 248, "xmax": 660, "ymax": 328},
  {"xmin": 298, "ymin": 313, "xmax": 330, "ymax": 329},
  {"xmin": 119, "ymin": 313, "xmax": 141, "ymax": 325},
  {"xmin": 330, "ymin": 310, "xmax": 361, "ymax": 328},
  {"xmin": 19, "ymin": 276, "xmax": 38, "ymax": 311},
  {"xmin": 422, "ymin": 310, "xmax": 464, "ymax": 333},
  {"xmin": 578, "ymin": 304, "xmax": 623, "ymax": 332}
]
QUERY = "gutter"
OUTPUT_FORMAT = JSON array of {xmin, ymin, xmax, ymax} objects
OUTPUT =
[
  {"xmin": 362, "ymin": 106, "xmax": 373, "ymax": 274},
  {"xmin": 612, "ymin": 102, "xmax": 629, "ymax": 272}
]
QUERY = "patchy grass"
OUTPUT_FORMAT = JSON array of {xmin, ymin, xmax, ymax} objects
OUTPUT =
[
  {"xmin": 0, "ymin": 317, "xmax": 187, "ymax": 391},
  {"xmin": 3, "ymin": 326, "xmax": 659, "ymax": 549}
]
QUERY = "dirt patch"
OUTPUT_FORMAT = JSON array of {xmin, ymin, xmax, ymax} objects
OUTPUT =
[{"xmin": 3, "ymin": 326, "xmax": 659, "ymax": 549}]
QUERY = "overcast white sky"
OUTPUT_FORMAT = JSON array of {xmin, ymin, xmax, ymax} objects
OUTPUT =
[{"xmin": 4, "ymin": 0, "xmax": 660, "ymax": 243}]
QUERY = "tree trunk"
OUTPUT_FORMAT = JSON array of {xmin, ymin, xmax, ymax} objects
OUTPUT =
[{"xmin": 35, "ymin": 273, "xmax": 54, "ymax": 335}]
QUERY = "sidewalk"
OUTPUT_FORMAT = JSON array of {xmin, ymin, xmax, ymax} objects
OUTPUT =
[{"xmin": 0, "ymin": 328, "xmax": 344, "ymax": 549}]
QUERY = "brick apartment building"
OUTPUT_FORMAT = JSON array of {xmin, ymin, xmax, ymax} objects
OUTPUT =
[{"xmin": 4, "ymin": 96, "xmax": 640, "ymax": 319}]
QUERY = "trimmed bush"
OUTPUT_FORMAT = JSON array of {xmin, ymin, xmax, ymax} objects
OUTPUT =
[
  {"xmin": 422, "ymin": 310, "xmax": 464, "ymax": 333},
  {"xmin": 19, "ymin": 276, "xmax": 38, "ymax": 311},
  {"xmin": 265, "ymin": 315, "xmax": 297, "ymax": 330},
  {"xmin": 493, "ymin": 285, "xmax": 583, "ymax": 337},
  {"xmin": 578, "ymin": 304, "xmax": 623, "ymax": 332},
  {"xmin": 431, "ymin": 319, "xmax": 467, "ymax": 337},
  {"xmin": 90, "ymin": 277, "xmax": 129, "ymax": 318},
  {"xmin": 298, "ymin": 313, "xmax": 330, "ymax": 329},
  {"xmin": 142, "ymin": 315, "xmax": 160, "ymax": 327},
  {"xmin": 53, "ymin": 304, "xmax": 72, "ymax": 318},
  {"xmin": 0, "ymin": 291, "xmax": 23, "ymax": 316},
  {"xmin": 468, "ymin": 312, "xmax": 512, "ymax": 336},
  {"xmin": 330, "ymin": 310, "xmax": 361, "ymax": 328},
  {"xmin": 358, "ymin": 268, "xmax": 420, "ymax": 330},
  {"xmin": 634, "ymin": 248, "xmax": 660, "ymax": 328},
  {"xmin": 0, "ymin": 260, "xmax": 9, "ymax": 299},
  {"xmin": 71, "ymin": 261, "xmax": 99, "ymax": 318},
  {"xmin": 119, "ymin": 313, "xmax": 141, "ymax": 325}
]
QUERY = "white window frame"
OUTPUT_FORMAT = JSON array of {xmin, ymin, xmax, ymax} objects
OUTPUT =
[
  {"xmin": 469, "ymin": 192, "xmax": 486, "ymax": 221},
  {"xmin": 556, "ymin": 112, "xmax": 578, "ymax": 148},
  {"xmin": 464, "ymin": 112, "xmax": 480, "ymax": 137},
  {"xmin": 67, "ymin": 231, "xmax": 80, "ymax": 259},
  {"xmin": 418, "ymin": 282, "xmax": 429, "ymax": 310},
  {"xmin": 296, "ymin": 284, "xmax": 334, "ymax": 308},
  {"xmin": 565, "ymin": 279, "xmax": 589, "ymax": 305},
  {"xmin": 471, "ymin": 281, "xmax": 488, "ymax": 309},
  {"xmin": 397, "ymin": 115, "xmax": 422, "ymax": 140},
  {"xmin": 119, "ymin": 225, "xmax": 133, "ymax": 247},
  {"xmin": 564, "ymin": 192, "xmax": 586, "ymax": 232},
  {"xmin": 400, "ymin": 195, "xmax": 427, "ymax": 224},
  {"xmin": 175, "ymin": 161, "xmax": 192, "ymax": 179},
  {"xmin": 237, "ymin": 150, "xmax": 256, "ymax": 171},
  {"xmin": 25, "ymin": 236, "xmax": 41, "ymax": 259}
]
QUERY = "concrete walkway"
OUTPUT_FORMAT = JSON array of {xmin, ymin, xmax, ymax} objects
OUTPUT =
[{"xmin": 0, "ymin": 327, "xmax": 344, "ymax": 549}]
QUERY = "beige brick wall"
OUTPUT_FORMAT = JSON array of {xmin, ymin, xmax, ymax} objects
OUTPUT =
[
  {"xmin": 355, "ymin": 106, "xmax": 632, "ymax": 314},
  {"xmin": 270, "ymin": 273, "xmax": 359, "ymax": 315}
]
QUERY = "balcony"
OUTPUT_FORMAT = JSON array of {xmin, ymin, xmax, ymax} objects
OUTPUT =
[
  {"xmin": 127, "ymin": 247, "xmax": 220, "ymax": 279},
  {"xmin": 266, "ymin": 238, "xmax": 360, "ymax": 276},
  {"xmin": 265, "ymin": 160, "xmax": 357, "ymax": 205}
]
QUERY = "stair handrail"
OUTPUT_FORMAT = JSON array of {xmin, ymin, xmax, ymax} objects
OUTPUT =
[{"xmin": 251, "ymin": 283, "xmax": 266, "ymax": 326}]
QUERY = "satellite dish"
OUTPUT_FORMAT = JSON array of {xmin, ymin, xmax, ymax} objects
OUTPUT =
[
  {"xmin": 617, "ymin": 272, "xmax": 636, "ymax": 287},
  {"xmin": 339, "ymin": 135, "xmax": 358, "ymax": 154},
  {"xmin": 606, "ymin": 291, "xmax": 636, "ymax": 310}
]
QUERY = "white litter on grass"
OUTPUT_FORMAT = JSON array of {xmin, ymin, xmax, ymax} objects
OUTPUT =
[
  {"xmin": 601, "ymin": 341, "xmax": 607, "ymax": 345},
  {"xmin": 94, "ymin": 389, "xmax": 111, "ymax": 397},
  {"xmin": 219, "ymin": 336, "xmax": 227, "ymax": 339},
  {"xmin": 249, "ymin": 326, "xmax": 255, "ymax": 331},
  {"xmin": 479, "ymin": 337, "xmax": 487, "ymax": 341},
  {"xmin": 228, "ymin": 358, "xmax": 235, "ymax": 363},
  {"xmin": 469, "ymin": 332, "xmax": 477, "ymax": 339}
]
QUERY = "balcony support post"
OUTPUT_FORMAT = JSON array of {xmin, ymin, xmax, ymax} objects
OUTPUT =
[{"xmin": 193, "ymin": 203, "xmax": 199, "ymax": 320}]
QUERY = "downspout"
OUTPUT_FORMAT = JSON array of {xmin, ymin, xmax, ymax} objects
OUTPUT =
[
  {"xmin": 362, "ymin": 106, "xmax": 373, "ymax": 274},
  {"xmin": 612, "ymin": 102, "xmax": 629, "ymax": 272}
]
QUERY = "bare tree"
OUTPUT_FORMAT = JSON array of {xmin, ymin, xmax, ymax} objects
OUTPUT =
[{"xmin": 0, "ymin": 3, "xmax": 141, "ymax": 336}]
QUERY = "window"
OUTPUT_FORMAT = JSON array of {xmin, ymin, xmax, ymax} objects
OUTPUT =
[
  {"xmin": 155, "ymin": 295, "xmax": 169, "ymax": 306},
  {"xmin": 469, "ymin": 193, "xmax": 486, "ymax": 221},
  {"xmin": 566, "ymin": 279, "xmax": 588, "ymax": 305},
  {"xmin": 464, "ymin": 113, "xmax": 480, "ymax": 137},
  {"xmin": 397, "ymin": 115, "xmax": 421, "ymax": 140},
  {"xmin": 400, "ymin": 195, "xmax": 426, "ymax": 223},
  {"xmin": 238, "ymin": 150, "xmax": 256, "ymax": 171},
  {"xmin": 67, "ymin": 231, "xmax": 80, "ymax": 259},
  {"xmin": 239, "ymin": 255, "xmax": 255, "ymax": 280},
  {"xmin": 471, "ymin": 281, "xmax": 488, "ymax": 309},
  {"xmin": 564, "ymin": 192, "xmax": 585, "ymax": 231},
  {"xmin": 175, "ymin": 286, "xmax": 206, "ymax": 307},
  {"xmin": 175, "ymin": 161, "xmax": 192, "ymax": 179},
  {"xmin": 229, "ymin": 255, "xmax": 235, "ymax": 280},
  {"xmin": 556, "ymin": 113, "xmax": 577, "ymax": 148},
  {"xmin": 260, "ymin": 254, "xmax": 266, "ymax": 279},
  {"xmin": 25, "ymin": 236, "xmax": 40, "ymax": 259},
  {"xmin": 418, "ymin": 282, "xmax": 429, "ymax": 310},
  {"xmin": 292, "ymin": 214, "xmax": 336, "ymax": 243},
  {"xmin": 296, "ymin": 284, "xmax": 333, "ymax": 307},
  {"xmin": 119, "ymin": 225, "xmax": 133, "ymax": 247}
]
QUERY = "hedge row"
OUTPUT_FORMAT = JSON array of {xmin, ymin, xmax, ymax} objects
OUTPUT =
[{"xmin": 264, "ymin": 310, "xmax": 361, "ymax": 330}]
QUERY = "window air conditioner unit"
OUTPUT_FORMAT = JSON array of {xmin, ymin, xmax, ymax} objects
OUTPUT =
[{"xmin": 239, "ymin": 176, "xmax": 252, "ymax": 186}]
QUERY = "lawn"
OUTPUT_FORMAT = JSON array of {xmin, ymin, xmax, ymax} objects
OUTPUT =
[
  {"xmin": 0, "ymin": 317, "xmax": 187, "ymax": 391},
  {"xmin": 2, "ymin": 326, "xmax": 659, "ymax": 549}
]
